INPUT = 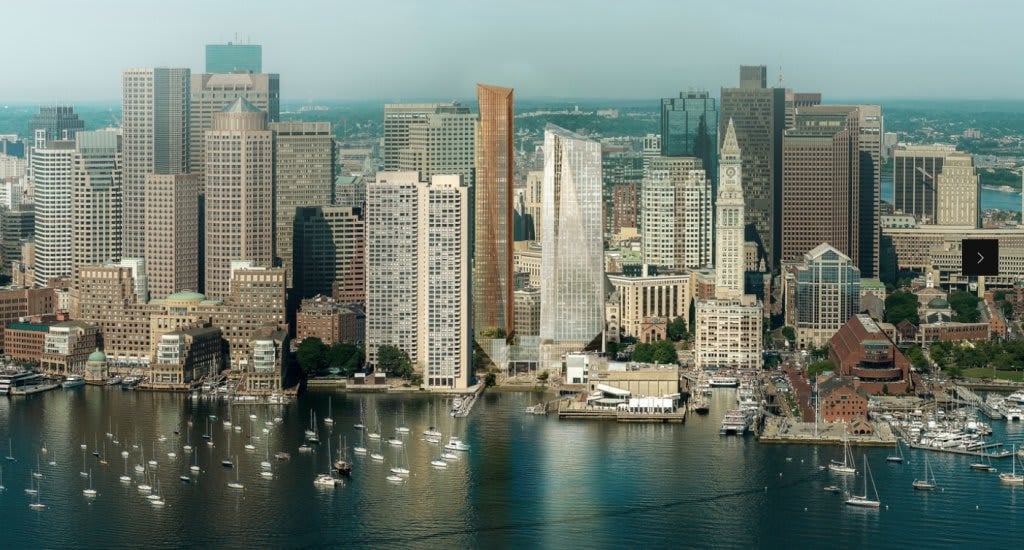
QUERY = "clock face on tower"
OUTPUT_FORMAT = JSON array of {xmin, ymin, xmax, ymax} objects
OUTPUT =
[{"xmin": 725, "ymin": 167, "xmax": 736, "ymax": 178}]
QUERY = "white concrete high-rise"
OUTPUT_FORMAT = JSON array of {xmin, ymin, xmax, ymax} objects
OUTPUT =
[
  {"xmin": 365, "ymin": 172, "xmax": 471, "ymax": 389},
  {"xmin": 71, "ymin": 130, "xmax": 122, "ymax": 276},
  {"xmin": 539, "ymin": 125, "xmax": 604, "ymax": 368},
  {"xmin": 935, "ymin": 152, "xmax": 980, "ymax": 228},
  {"xmin": 715, "ymin": 119, "xmax": 745, "ymax": 298},
  {"xmin": 32, "ymin": 138, "xmax": 75, "ymax": 286},
  {"xmin": 121, "ymin": 68, "xmax": 190, "ymax": 258},
  {"xmin": 641, "ymin": 156, "xmax": 711, "ymax": 270}
]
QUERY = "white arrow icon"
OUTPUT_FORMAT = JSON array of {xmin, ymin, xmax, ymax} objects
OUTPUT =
[{"xmin": 977, "ymin": 252, "xmax": 985, "ymax": 264}]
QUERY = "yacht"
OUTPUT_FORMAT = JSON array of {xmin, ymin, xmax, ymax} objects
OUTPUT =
[
  {"xmin": 708, "ymin": 376, "xmax": 739, "ymax": 388},
  {"xmin": 1006, "ymin": 408, "xmax": 1023, "ymax": 422},
  {"xmin": 719, "ymin": 409, "xmax": 750, "ymax": 436},
  {"xmin": 0, "ymin": 370, "xmax": 42, "ymax": 395},
  {"xmin": 1005, "ymin": 391, "xmax": 1024, "ymax": 407},
  {"xmin": 314, "ymin": 473, "xmax": 338, "ymax": 488},
  {"xmin": 829, "ymin": 430, "xmax": 857, "ymax": 475},
  {"xmin": 62, "ymin": 375, "xmax": 86, "ymax": 389}
]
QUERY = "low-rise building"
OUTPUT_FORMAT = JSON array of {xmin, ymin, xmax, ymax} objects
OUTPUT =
[
  {"xmin": 4, "ymin": 321, "xmax": 50, "ymax": 365},
  {"xmin": 819, "ymin": 375, "xmax": 871, "ymax": 428},
  {"xmin": 514, "ymin": 287, "xmax": 541, "ymax": 336},
  {"xmin": 296, "ymin": 295, "xmax": 365, "ymax": 345},
  {"xmin": 150, "ymin": 325, "xmax": 223, "ymax": 389},
  {"xmin": 916, "ymin": 322, "xmax": 990, "ymax": 345},
  {"xmin": 606, "ymin": 265, "xmax": 690, "ymax": 340},
  {"xmin": 829, "ymin": 314, "xmax": 913, "ymax": 395}
]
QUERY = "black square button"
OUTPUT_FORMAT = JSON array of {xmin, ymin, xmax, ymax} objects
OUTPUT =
[{"xmin": 962, "ymin": 239, "xmax": 998, "ymax": 276}]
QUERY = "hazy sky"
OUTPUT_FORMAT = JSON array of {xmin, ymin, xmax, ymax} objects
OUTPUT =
[{"xmin": 3, "ymin": 0, "xmax": 1020, "ymax": 102}]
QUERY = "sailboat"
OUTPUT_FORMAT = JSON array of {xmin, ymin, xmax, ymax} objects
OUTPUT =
[
  {"xmin": 424, "ymin": 402, "xmax": 442, "ymax": 439},
  {"xmin": 135, "ymin": 444, "xmax": 146, "ymax": 473},
  {"xmin": 48, "ymin": 450, "xmax": 56, "ymax": 467},
  {"xmin": 244, "ymin": 417, "xmax": 257, "ymax": 451},
  {"xmin": 829, "ymin": 427, "xmax": 856, "ymax": 475},
  {"xmin": 106, "ymin": 417, "xmax": 114, "ymax": 439},
  {"xmin": 227, "ymin": 452, "xmax": 244, "ymax": 490},
  {"xmin": 354, "ymin": 420, "xmax": 368, "ymax": 455},
  {"xmin": 99, "ymin": 441, "xmax": 109, "ymax": 465},
  {"xmin": 324, "ymin": 396, "xmax": 334, "ymax": 426},
  {"xmin": 1000, "ymin": 445, "xmax": 1024, "ymax": 484},
  {"xmin": 81, "ymin": 447, "xmax": 90, "ymax": 477},
  {"xmin": 83, "ymin": 469, "xmax": 97, "ymax": 497},
  {"xmin": 148, "ymin": 442, "xmax": 158, "ymax": 468},
  {"xmin": 912, "ymin": 455, "xmax": 937, "ymax": 490},
  {"xmin": 167, "ymin": 432, "xmax": 177, "ymax": 459},
  {"xmin": 120, "ymin": 454, "xmax": 132, "ymax": 483},
  {"xmin": 28, "ymin": 478, "xmax": 45, "ymax": 510},
  {"xmin": 149, "ymin": 481, "xmax": 165, "ymax": 506},
  {"xmin": 354, "ymin": 400, "xmax": 365, "ymax": 430},
  {"xmin": 367, "ymin": 405, "xmax": 382, "ymax": 441},
  {"xmin": 370, "ymin": 437, "xmax": 385, "ymax": 462},
  {"xmin": 221, "ymin": 444, "xmax": 234, "ymax": 468},
  {"xmin": 430, "ymin": 437, "xmax": 448, "ymax": 469},
  {"xmin": 970, "ymin": 452, "xmax": 997, "ymax": 473},
  {"xmin": 190, "ymin": 446, "xmax": 201, "ymax": 474},
  {"xmin": 32, "ymin": 455, "xmax": 43, "ymax": 479},
  {"xmin": 396, "ymin": 404, "xmax": 410, "ymax": 434},
  {"xmin": 260, "ymin": 441, "xmax": 273, "ymax": 479},
  {"xmin": 845, "ymin": 455, "xmax": 881, "ymax": 508},
  {"xmin": 306, "ymin": 411, "xmax": 320, "ymax": 444},
  {"xmin": 0, "ymin": 464, "xmax": 5, "ymax": 491},
  {"xmin": 334, "ymin": 436, "xmax": 352, "ymax": 476},
  {"xmin": 387, "ymin": 412, "xmax": 404, "ymax": 447},
  {"xmin": 389, "ymin": 444, "xmax": 409, "ymax": 476},
  {"xmin": 184, "ymin": 423, "xmax": 193, "ymax": 453},
  {"xmin": 886, "ymin": 438, "xmax": 904, "ymax": 464},
  {"xmin": 314, "ymin": 438, "xmax": 339, "ymax": 488},
  {"xmin": 5, "ymin": 438, "xmax": 15, "ymax": 461}
]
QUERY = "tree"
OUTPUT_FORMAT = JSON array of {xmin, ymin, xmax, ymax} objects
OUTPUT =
[
  {"xmin": 377, "ymin": 345, "xmax": 414, "ymax": 379},
  {"xmin": 606, "ymin": 340, "xmax": 621, "ymax": 357},
  {"xmin": 484, "ymin": 372, "xmax": 497, "ymax": 387},
  {"xmin": 904, "ymin": 345, "xmax": 930, "ymax": 372},
  {"xmin": 326, "ymin": 343, "xmax": 362, "ymax": 376},
  {"xmin": 631, "ymin": 343, "xmax": 654, "ymax": 363},
  {"xmin": 885, "ymin": 291, "xmax": 920, "ymax": 325},
  {"xmin": 782, "ymin": 326, "xmax": 796, "ymax": 343},
  {"xmin": 537, "ymin": 370, "xmax": 550, "ymax": 382},
  {"xmin": 651, "ymin": 340, "xmax": 678, "ymax": 364},
  {"xmin": 806, "ymin": 359, "xmax": 834, "ymax": 379},
  {"xmin": 667, "ymin": 316, "xmax": 688, "ymax": 342},
  {"xmin": 948, "ymin": 290, "xmax": 981, "ymax": 323},
  {"xmin": 296, "ymin": 338, "xmax": 328, "ymax": 376}
]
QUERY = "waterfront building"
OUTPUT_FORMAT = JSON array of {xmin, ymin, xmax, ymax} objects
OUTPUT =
[
  {"xmin": 935, "ymin": 152, "xmax": 979, "ymax": 228},
  {"xmin": 606, "ymin": 265, "xmax": 690, "ymax": 340},
  {"xmin": 190, "ymin": 71, "xmax": 280, "ymax": 184},
  {"xmin": 641, "ymin": 156, "xmax": 711, "ymax": 270},
  {"xmin": 296, "ymin": 295, "xmax": 365, "ymax": 345},
  {"xmin": 29, "ymin": 106, "xmax": 84, "ymax": 142},
  {"xmin": 782, "ymin": 105, "xmax": 862, "ymax": 266},
  {"xmin": 719, "ymin": 65, "xmax": 786, "ymax": 270},
  {"xmin": 660, "ymin": 91, "xmax": 718, "ymax": 188},
  {"xmin": 365, "ymin": 172, "xmax": 471, "ymax": 389},
  {"xmin": 122, "ymin": 67, "xmax": 190, "ymax": 258},
  {"xmin": 818, "ymin": 376, "xmax": 870, "ymax": 425},
  {"xmin": 892, "ymin": 143, "xmax": 957, "ymax": 224},
  {"xmin": 474, "ymin": 84, "xmax": 515, "ymax": 340},
  {"xmin": 270, "ymin": 122, "xmax": 335, "ymax": 287},
  {"xmin": 71, "ymin": 130, "xmax": 122, "ymax": 275},
  {"xmin": 292, "ymin": 206, "xmax": 365, "ymax": 304},
  {"xmin": 150, "ymin": 325, "xmax": 222, "ymax": 388},
  {"xmin": 40, "ymin": 321, "xmax": 99, "ymax": 376},
  {"xmin": 244, "ymin": 325, "xmax": 288, "ymax": 394},
  {"xmin": 792, "ymin": 244, "xmax": 861, "ymax": 349},
  {"xmin": 144, "ymin": 173, "xmax": 198, "ymax": 299},
  {"xmin": 539, "ymin": 125, "xmax": 605, "ymax": 369},
  {"xmin": 203, "ymin": 98, "xmax": 273, "ymax": 300},
  {"xmin": 205, "ymin": 42, "xmax": 262, "ymax": 73},
  {"xmin": 693, "ymin": 295, "xmax": 763, "ymax": 370},
  {"xmin": 828, "ymin": 314, "xmax": 913, "ymax": 395},
  {"xmin": 31, "ymin": 138, "xmax": 75, "ymax": 286},
  {"xmin": 716, "ymin": 119, "xmax": 746, "ymax": 297},
  {"xmin": 4, "ymin": 321, "xmax": 51, "ymax": 365},
  {"xmin": 0, "ymin": 287, "xmax": 56, "ymax": 353}
]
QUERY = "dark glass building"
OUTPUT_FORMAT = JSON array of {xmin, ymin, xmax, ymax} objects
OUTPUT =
[
  {"xmin": 28, "ymin": 106, "xmax": 84, "ymax": 142},
  {"xmin": 660, "ymin": 91, "xmax": 718, "ymax": 187}
]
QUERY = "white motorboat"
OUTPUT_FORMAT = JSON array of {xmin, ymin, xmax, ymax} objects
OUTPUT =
[
  {"xmin": 62, "ymin": 375, "xmax": 85, "ymax": 389},
  {"xmin": 444, "ymin": 436, "xmax": 470, "ymax": 452}
]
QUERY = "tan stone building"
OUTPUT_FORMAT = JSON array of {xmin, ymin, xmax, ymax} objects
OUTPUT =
[
  {"xmin": 150, "ymin": 325, "xmax": 222, "ymax": 388},
  {"xmin": 935, "ymin": 152, "xmax": 979, "ymax": 228},
  {"xmin": 204, "ymin": 98, "xmax": 273, "ymax": 300},
  {"xmin": 40, "ymin": 320, "xmax": 100, "ymax": 375},
  {"xmin": 144, "ymin": 173, "xmax": 199, "ymax": 299},
  {"xmin": 606, "ymin": 266, "xmax": 690, "ymax": 340}
]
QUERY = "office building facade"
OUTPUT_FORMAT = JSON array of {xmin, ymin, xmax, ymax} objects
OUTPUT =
[
  {"xmin": 893, "ymin": 144, "xmax": 956, "ymax": 223},
  {"xmin": 293, "ymin": 206, "xmax": 365, "ymax": 304},
  {"xmin": 641, "ymin": 156, "xmax": 711, "ymax": 270},
  {"xmin": 205, "ymin": 43, "xmax": 262, "ymax": 73},
  {"xmin": 660, "ymin": 91, "xmax": 718, "ymax": 188},
  {"xmin": 71, "ymin": 130, "xmax": 122, "ymax": 275},
  {"xmin": 144, "ymin": 173, "xmax": 199, "ymax": 299},
  {"xmin": 31, "ymin": 139, "xmax": 75, "ymax": 286}
]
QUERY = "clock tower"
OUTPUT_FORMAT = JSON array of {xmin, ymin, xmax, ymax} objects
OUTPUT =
[{"xmin": 715, "ymin": 119, "xmax": 746, "ymax": 298}]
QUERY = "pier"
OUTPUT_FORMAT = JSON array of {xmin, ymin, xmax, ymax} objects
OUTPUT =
[
  {"xmin": 949, "ymin": 384, "xmax": 1003, "ymax": 420},
  {"xmin": 451, "ymin": 383, "xmax": 484, "ymax": 418},
  {"xmin": 557, "ymin": 400, "xmax": 686, "ymax": 423}
]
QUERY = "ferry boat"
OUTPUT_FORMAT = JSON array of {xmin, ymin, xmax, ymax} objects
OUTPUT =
[
  {"xmin": 1005, "ymin": 391, "xmax": 1024, "ymax": 407},
  {"xmin": 719, "ymin": 409, "xmax": 749, "ymax": 435},
  {"xmin": 709, "ymin": 376, "xmax": 740, "ymax": 388},
  {"xmin": 0, "ymin": 370, "xmax": 43, "ymax": 395},
  {"xmin": 61, "ymin": 375, "xmax": 86, "ymax": 389}
]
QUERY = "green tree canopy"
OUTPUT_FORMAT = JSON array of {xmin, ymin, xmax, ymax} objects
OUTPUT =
[
  {"xmin": 667, "ymin": 316, "xmax": 688, "ymax": 342},
  {"xmin": 377, "ymin": 345, "xmax": 414, "ymax": 379},
  {"xmin": 296, "ymin": 338, "xmax": 328, "ymax": 376},
  {"xmin": 885, "ymin": 291, "xmax": 920, "ymax": 325},
  {"xmin": 326, "ymin": 343, "xmax": 363, "ymax": 376},
  {"xmin": 947, "ymin": 290, "xmax": 981, "ymax": 323},
  {"xmin": 806, "ymin": 359, "xmax": 834, "ymax": 379},
  {"xmin": 782, "ymin": 326, "xmax": 796, "ymax": 343}
]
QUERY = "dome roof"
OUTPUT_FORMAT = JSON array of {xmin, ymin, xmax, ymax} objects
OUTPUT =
[
  {"xmin": 928, "ymin": 297, "xmax": 949, "ymax": 308},
  {"xmin": 88, "ymin": 350, "xmax": 106, "ymax": 362},
  {"xmin": 166, "ymin": 291, "xmax": 206, "ymax": 302}
]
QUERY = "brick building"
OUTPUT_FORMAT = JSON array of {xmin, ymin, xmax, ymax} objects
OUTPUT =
[{"xmin": 829, "ymin": 314, "xmax": 913, "ymax": 395}]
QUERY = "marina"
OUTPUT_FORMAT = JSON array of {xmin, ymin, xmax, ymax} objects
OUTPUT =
[{"xmin": 2, "ymin": 382, "xmax": 1024, "ymax": 547}]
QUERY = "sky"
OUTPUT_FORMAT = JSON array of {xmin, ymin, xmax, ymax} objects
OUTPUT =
[{"xmin": 2, "ymin": 0, "xmax": 1021, "ymax": 103}]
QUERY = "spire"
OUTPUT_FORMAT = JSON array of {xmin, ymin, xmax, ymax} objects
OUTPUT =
[{"xmin": 721, "ymin": 118, "xmax": 741, "ymax": 158}]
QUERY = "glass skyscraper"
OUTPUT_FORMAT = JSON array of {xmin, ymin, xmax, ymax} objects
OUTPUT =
[
  {"xmin": 205, "ymin": 43, "xmax": 262, "ymax": 73},
  {"xmin": 660, "ymin": 91, "xmax": 718, "ymax": 186}
]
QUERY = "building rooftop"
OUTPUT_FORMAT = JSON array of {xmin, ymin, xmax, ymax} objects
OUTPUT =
[
  {"xmin": 87, "ymin": 350, "xmax": 106, "ymax": 362},
  {"xmin": 222, "ymin": 97, "xmax": 261, "ymax": 113}
]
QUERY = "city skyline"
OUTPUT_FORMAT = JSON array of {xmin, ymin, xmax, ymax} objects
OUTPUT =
[{"xmin": 2, "ymin": 1, "xmax": 1022, "ymax": 102}]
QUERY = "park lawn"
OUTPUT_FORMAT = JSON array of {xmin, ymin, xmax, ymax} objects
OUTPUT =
[{"xmin": 962, "ymin": 368, "xmax": 1024, "ymax": 382}]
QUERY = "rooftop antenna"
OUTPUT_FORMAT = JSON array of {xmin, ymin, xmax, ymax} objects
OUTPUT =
[{"xmin": 777, "ymin": 65, "xmax": 784, "ymax": 88}]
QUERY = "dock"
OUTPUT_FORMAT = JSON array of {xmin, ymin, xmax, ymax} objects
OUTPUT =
[
  {"xmin": 10, "ymin": 381, "xmax": 61, "ymax": 396},
  {"xmin": 451, "ymin": 384, "xmax": 484, "ymax": 418},
  {"xmin": 758, "ymin": 417, "xmax": 895, "ymax": 447},
  {"xmin": 949, "ymin": 384, "xmax": 1003, "ymax": 420},
  {"xmin": 557, "ymin": 400, "xmax": 686, "ymax": 423}
]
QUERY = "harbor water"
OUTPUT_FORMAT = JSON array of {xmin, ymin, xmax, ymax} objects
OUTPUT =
[{"xmin": 2, "ymin": 387, "xmax": 1024, "ymax": 548}]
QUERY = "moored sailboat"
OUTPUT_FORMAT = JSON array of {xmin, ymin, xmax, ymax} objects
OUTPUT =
[{"xmin": 845, "ymin": 455, "xmax": 881, "ymax": 508}]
